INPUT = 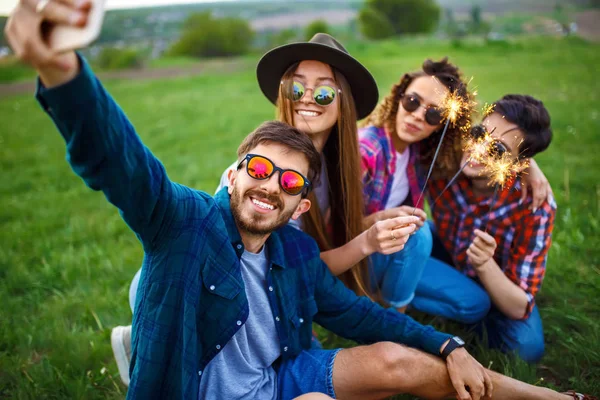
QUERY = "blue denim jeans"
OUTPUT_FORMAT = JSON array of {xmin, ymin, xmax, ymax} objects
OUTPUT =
[
  {"xmin": 369, "ymin": 223, "xmax": 432, "ymax": 308},
  {"xmin": 412, "ymin": 223, "xmax": 545, "ymax": 363},
  {"xmin": 275, "ymin": 348, "xmax": 341, "ymax": 399}
]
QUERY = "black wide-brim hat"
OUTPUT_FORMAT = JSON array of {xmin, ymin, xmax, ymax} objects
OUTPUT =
[{"xmin": 256, "ymin": 33, "xmax": 379, "ymax": 120}]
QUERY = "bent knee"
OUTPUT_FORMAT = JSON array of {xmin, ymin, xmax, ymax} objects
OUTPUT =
[
  {"xmin": 293, "ymin": 393, "xmax": 334, "ymax": 400},
  {"xmin": 511, "ymin": 335, "xmax": 545, "ymax": 363},
  {"xmin": 367, "ymin": 342, "xmax": 417, "ymax": 370},
  {"xmin": 454, "ymin": 291, "xmax": 491, "ymax": 324},
  {"xmin": 404, "ymin": 225, "xmax": 433, "ymax": 257}
]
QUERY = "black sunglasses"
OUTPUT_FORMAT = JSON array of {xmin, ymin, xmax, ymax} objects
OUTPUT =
[
  {"xmin": 237, "ymin": 154, "xmax": 312, "ymax": 196},
  {"xmin": 469, "ymin": 125, "xmax": 508, "ymax": 159},
  {"xmin": 400, "ymin": 94, "xmax": 444, "ymax": 126}
]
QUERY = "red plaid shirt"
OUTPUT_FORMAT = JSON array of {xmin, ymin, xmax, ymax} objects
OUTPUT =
[{"xmin": 429, "ymin": 176, "xmax": 556, "ymax": 318}]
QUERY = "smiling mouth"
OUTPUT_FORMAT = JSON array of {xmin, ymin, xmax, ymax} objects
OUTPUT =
[
  {"xmin": 296, "ymin": 110, "xmax": 322, "ymax": 117},
  {"xmin": 250, "ymin": 196, "xmax": 276, "ymax": 211}
]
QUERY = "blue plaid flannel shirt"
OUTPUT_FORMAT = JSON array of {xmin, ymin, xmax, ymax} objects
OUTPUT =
[{"xmin": 36, "ymin": 55, "xmax": 452, "ymax": 400}]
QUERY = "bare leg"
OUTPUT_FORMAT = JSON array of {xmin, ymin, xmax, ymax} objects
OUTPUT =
[
  {"xmin": 293, "ymin": 393, "xmax": 334, "ymax": 400},
  {"xmin": 332, "ymin": 342, "xmax": 572, "ymax": 400}
]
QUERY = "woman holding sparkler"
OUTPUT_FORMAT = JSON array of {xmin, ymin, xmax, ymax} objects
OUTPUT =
[{"xmin": 359, "ymin": 58, "xmax": 472, "ymax": 313}]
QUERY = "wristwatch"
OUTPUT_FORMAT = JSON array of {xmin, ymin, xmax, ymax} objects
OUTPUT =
[{"xmin": 441, "ymin": 336, "xmax": 465, "ymax": 360}]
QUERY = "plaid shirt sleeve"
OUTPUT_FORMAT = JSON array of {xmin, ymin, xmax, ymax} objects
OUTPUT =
[
  {"xmin": 505, "ymin": 199, "xmax": 556, "ymax": 318},
  {"xmin": 35, "ymin": 54, "xmax": 175, "ymax": 248},
  {"xmin": 359, "ymin": 126, "xmax": 389, "ymax": 216},
  {"xmin": 313, "ymin": 258, "xmax": 452, "ymax": 356},
  {"xmin": 359, "ymin": 129, "xmax": 379, "ymax": 213}
]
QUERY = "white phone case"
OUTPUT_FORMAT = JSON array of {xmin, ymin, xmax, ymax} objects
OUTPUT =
[{"xmin": 48, "ymin": 0, "xmax": 106, "ymax": 52}]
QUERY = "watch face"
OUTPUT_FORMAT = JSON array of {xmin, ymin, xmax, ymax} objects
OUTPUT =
[{"xmin": 454, "ymin": 337, "xmax": 465, "ymax": 345}]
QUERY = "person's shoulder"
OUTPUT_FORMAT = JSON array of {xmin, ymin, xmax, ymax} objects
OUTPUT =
[
  {"xmin": 359, "ymin": 125, "xmax": 387, "ymax": 156},
  {"xmin": 275, "ymin": 224, "xmax": 321, "ymax": 260},
  {"xmin": 358, "ymin": 125, "xmax": 385, "ymax": 141},
  {"xmin": 513, "ymin": 182, "xmax": 557, "ymax": 217}
]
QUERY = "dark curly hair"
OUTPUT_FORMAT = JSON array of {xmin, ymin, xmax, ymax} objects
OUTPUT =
[
  {"xmin": 493, "ymin": 94, "xmax": 552, "ymax": 159},
  {"xmin": 363, "ymin": 57, "xmax": 474, "ymax": 178}
]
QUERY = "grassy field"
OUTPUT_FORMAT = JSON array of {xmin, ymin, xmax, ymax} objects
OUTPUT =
[{"xmin": 1, "ymin": 36, "xmax": 599, "ymax": 399}]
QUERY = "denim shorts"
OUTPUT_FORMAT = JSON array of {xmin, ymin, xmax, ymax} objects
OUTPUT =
[{"xmin": 275, "ymin": 348, "xmax": 342, "ymax": 400}]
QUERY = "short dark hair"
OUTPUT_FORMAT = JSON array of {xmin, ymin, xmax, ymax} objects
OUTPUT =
[
  {"xmin": 494, "ymin": 94, "xmax": 552, "ymax": 159},
  {"xmin": 237, "ymin": 121, "xmax": 321, "ymax": 195}
]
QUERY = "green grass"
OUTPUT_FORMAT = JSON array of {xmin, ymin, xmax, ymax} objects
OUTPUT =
[{"xmin": 1, "ymin": 36, "xmax": 599, "ymax": 398}]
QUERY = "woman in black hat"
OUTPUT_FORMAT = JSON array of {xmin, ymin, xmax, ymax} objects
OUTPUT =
[{"xmin": 219, "ymin": 33, "xmax": 419, "ymax": 299}]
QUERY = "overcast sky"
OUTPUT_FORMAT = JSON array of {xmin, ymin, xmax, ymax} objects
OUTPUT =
[{"xmin": 0, "ymin": 0, "xmax": 239, "ymax": 16}]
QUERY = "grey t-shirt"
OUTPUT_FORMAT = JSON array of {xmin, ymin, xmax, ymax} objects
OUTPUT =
[
  {"xmin": 199, "ymin": 246, "xmax": 280, "ymax": 399},
  {"xmin": 216, "ymin": 154, "xmax": 330, "ymax": 231}
]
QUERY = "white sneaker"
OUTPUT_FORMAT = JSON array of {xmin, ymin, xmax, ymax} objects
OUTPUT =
[{"xmin": 111, "ymin": 325, "xmax": 132, "ymax": 387}]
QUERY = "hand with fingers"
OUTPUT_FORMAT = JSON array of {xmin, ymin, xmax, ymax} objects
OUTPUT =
[
  {"xmin": 521, "ymin": 158, "xmax": 553, "ymax": 212},
  {"xmin": 4, "ymin": 0, "xmax": 92, "ymax": 84},
  {"xmin": 370, "ymin": 206, "xmax": 427, "ymax": 230},
  {"xmin": 363, "ymin": 215, "xmax": 419, "ymax": 256},
  {"xmin": 466, "ymin": 229, "xmax": 497, "ymax": 272},
  {"xmin": 445, "ymin": 348, "xmax": 493, "ymax": 400}
]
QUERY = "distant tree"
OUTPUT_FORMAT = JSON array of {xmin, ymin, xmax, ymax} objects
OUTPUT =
[
  {"xmin": 305, "ymin": 19, "xmax": 330, "ymax": 40},
  {"xmin": 358, "ymin": 6, "xmax": 395, "ymax": 39},
  {"xmin": 359, "ymin": 0, "xmax": 440, "ymax": 39},
  {"xmin": 96, "ymin": 47, "xmax": 143, "ymax": 70},
  {"xmin": 0, "ymin": 17, "xmax": 7, "ymax": 48},
  {"xmin": 444, "ymin": 8, "xmax": 458, "ymax": 37},
  {"xmin": 269, "ymin": 28, "xmax": 299, "ymax": 47},
  {"xmin": 471, "ymin": 5, "xmax": 482, "ymax": 26},
  {"xmin": 169, "ymin": 12, "xmax": 254, "ymax": 58},
  {"xmin": 468, "ymin": 4, "xmax": 490, "ymax": 35}
]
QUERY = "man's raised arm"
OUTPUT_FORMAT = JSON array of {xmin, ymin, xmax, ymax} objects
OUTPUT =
[{"xmin": 5, "ymin": 1, "xmax": 177, "ymax": 246}]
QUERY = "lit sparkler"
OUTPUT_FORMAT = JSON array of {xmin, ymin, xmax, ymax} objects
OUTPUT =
[
  {"xmin": 412, "ymin": 89, "xmax": 472, "ymax": 213},
  {"xmin": 430, "ymin": 125, "xmax": 497, "ymax": 207}
]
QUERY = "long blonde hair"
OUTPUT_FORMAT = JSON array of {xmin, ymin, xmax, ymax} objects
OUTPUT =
[{"xmin": 277, "ymin": 63, "xmax": 371, "ymax": 298}]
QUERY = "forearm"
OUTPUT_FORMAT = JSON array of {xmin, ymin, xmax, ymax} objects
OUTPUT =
[
  {"xmin": 36, "ymin": 53, "xmax": 172, "ymax": 242},
  {"xmin": 315, "ymin": 266, "xmax": 452, "ymax": 355},
  {"xmin": 363, "ymin": 213, "xmax": 378, "ymax": 230},
  {"xmin": 38, "ymin": 51, "xmax": 79, "ymax": 88},
  {"xmin": 476, "ymin": 259, "xmax": 529, "ymax": 319},
  {"xmin": 320, "ymin": 231, "xmax": 371, "ymax": 276}
]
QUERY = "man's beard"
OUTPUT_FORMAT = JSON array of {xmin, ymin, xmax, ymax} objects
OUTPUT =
[{"xmin": 230, "ymin": 186, "xmax": 296, "ymax": 235}]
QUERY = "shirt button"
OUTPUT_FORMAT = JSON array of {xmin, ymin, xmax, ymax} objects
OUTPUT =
[
  {"xmin": 299, "ymin": 318, "xmax": 304, "ymax": 324},
  {"xmin": 283, "ymin": 346, "xmax": 288, "ymax": 352},
  {"xmin": 198, "ymin": 370, "xmax": 202, "ymax": 376},
  {"xmin": 216, "ymin": 344, "xmax": 221, "ymax": 350},
  {"xmin": 275, "ymin": 316, "xmax": 280, "ymax": 322},
  {"xmin": 268, "ymin": 286, "xmax": 273, "ymax": 292},
  {"xmin": 209, "ymin": 285, "xmax": 215, "ymax": 291},
  {"xmin": 236, "ymin": 244, "xmax": 242, "ymax": 250},
  {"xmin": 236, "ymin": 320, "xmax": 242, "ymax": 326}
]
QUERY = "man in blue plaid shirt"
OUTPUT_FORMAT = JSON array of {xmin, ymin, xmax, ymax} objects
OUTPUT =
[{"xmin": 7, "ymin": 2, "xmax": 593, "ymax": 399}]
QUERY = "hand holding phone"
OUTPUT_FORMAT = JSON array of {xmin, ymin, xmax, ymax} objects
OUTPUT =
[
  {"xmin": 40, "ymin": 0, "xmax": 106, "ymax": 52},
  {"xmin": 4, "ymin": 0, "xmax": 106, "ymax": 86},
  {"xmin": 48, "ymin": 0, "xmax": 106, "ymax": 52}
]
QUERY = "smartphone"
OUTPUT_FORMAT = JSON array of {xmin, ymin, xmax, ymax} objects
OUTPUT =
[{"xmin": 48, "ymin": 0, "xmax": 106, "ymax": 52}]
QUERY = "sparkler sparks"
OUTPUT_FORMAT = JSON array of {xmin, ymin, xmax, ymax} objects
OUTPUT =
[
  {"xmin": 483, "ymin": 150, "xmax": 529, "ymax": 188},
  {"xmin": 440, "ymin": 90, "xmax": 468, "ymax": 125},
  {"xmin": 412, "ymin": 88, "xmax": 473, "ymax": 214}
]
